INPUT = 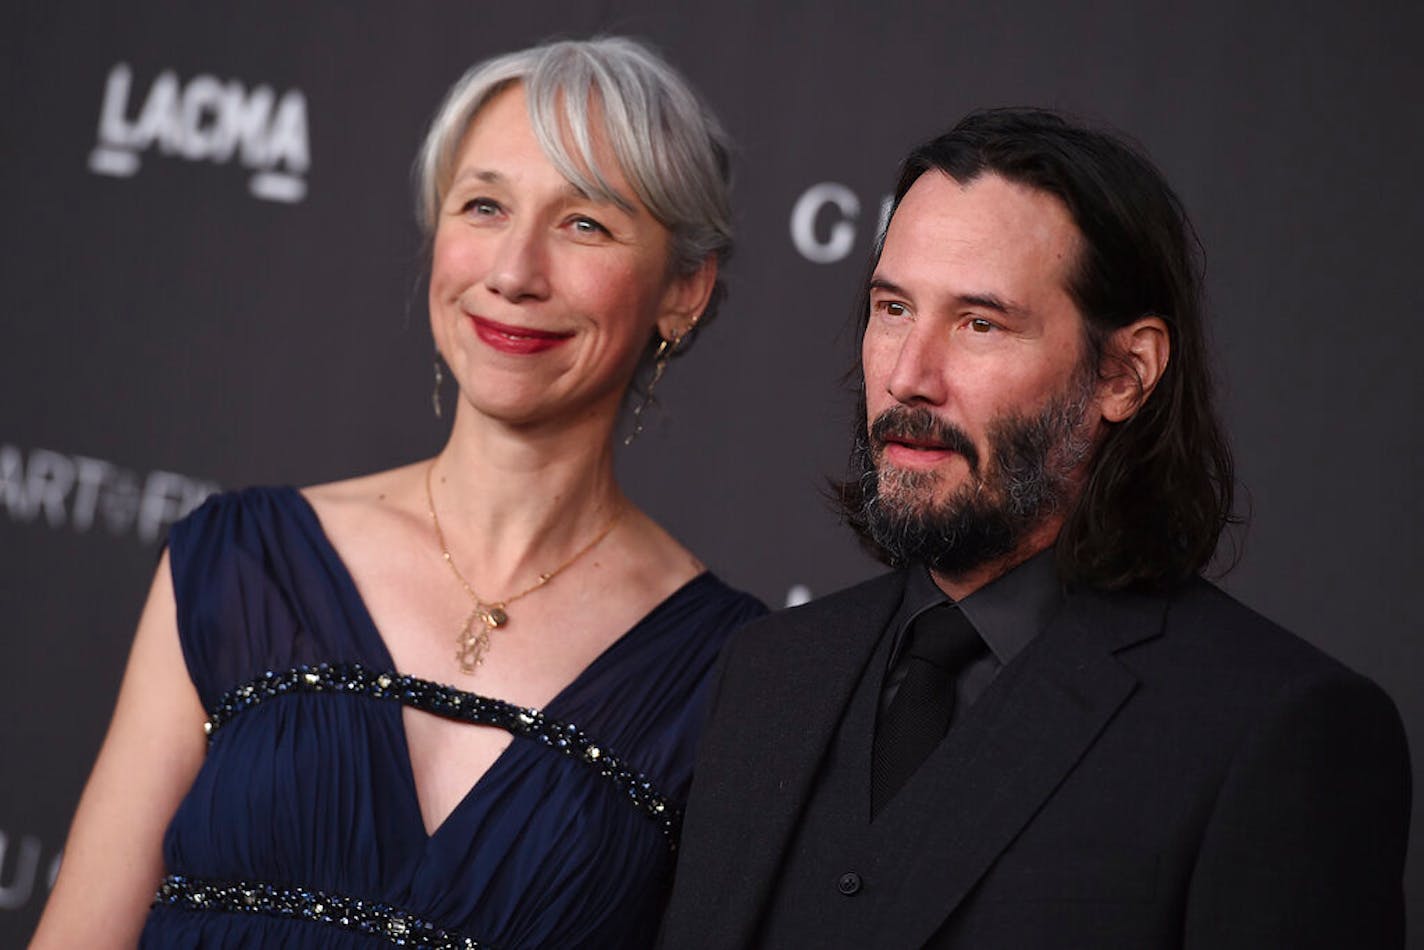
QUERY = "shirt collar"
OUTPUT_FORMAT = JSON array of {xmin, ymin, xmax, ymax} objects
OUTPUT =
[{"xmin": 890, "ymin": 548, "xmax": 1065, "ymax": 666}]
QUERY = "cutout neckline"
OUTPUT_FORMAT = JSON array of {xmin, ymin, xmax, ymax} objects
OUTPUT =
[{"xmin": 281, "ymin": 485, "xmax": 710, "ymax": 840}]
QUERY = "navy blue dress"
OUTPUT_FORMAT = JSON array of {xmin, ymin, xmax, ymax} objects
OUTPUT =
[{"xmin": 139, "ymin": 487, "xmax": 765, "ymax": 948}]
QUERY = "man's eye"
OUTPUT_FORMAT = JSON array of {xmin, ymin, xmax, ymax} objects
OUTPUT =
[
  {"xmin": 969, "ymin": 317, "xmax": 995, "ymax": 333},
  {"xmin": 876, "ymin": 301, "xmax": 909, "ymax": 318}
]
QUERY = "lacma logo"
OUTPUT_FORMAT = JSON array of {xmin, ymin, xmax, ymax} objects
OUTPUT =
[{"xmin": 88, "ymin": 63, "xmax": 310, "ymax": 204}]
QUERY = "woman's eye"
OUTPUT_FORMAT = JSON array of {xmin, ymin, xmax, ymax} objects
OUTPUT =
[
  {"xmin": 570, "ymin": 216, "xmax": 610, "ymax": 237},
  {"xmin": 461, "ymin": 197, "xmax": 501, "ymax": 217}
]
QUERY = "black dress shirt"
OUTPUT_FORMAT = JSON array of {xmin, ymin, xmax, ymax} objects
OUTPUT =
[{"xmin": 879, "ymin": 549, "xmax": 1066, "ymax": 719}]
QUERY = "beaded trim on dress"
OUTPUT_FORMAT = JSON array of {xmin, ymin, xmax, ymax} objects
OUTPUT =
[
  {"xmin": 153, "ymin": 875, "xmax": 488, "ymax": 948},
  {"xmin": 204, "ymin": 663, "xmax": 682, "ymax": 844}
]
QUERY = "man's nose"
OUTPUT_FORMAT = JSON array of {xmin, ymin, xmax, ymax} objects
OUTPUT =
[
  {"xmin": 885, "ymin": 321, "xmax": 950, "ymax": 406},
  {"xmin": 484, "ymin": 223, "xmax": 551, "ymax": 301}
]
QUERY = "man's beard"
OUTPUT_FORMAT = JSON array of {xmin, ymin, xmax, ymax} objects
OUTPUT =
[{"xmin": 848, "ymin": 376, "xmax": 1096, "ymax": 576}]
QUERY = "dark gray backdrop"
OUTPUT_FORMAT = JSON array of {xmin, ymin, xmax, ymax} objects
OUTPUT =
[{"xmin": 3, "ymin": 0, "xmax": 1421, "ymax": 943}]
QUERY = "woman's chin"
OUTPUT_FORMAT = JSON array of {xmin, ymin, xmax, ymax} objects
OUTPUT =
[{"xmin": 454, "ymin": 390, "xmax": 603, "ymax": 434}]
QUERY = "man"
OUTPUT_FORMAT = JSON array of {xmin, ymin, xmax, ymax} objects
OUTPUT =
[{"xmin": 661, "ymin": 109, "xmax": 1410, "ymax": 948}]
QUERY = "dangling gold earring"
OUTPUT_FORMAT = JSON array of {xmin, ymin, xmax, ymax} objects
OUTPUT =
[
  {"xmin": 625, "ymin": 338, "xmax": 673, "ymax": 445},
  {"xmin": 432, "ymin": 355, "xmax": 444, "ymax": 419},
  {"xmin": 625, "ymin": 316, "xmax": 699, "ymax": 445}
]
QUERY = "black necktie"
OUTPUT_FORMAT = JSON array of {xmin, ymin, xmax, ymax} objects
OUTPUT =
[{"xmin": 871, "ymin": 603, "xmax": 984, "ymax": 815}]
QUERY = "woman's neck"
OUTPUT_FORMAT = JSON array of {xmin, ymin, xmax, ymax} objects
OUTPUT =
[{"xmin": 426, "ymin": 401, "xmax": 626, "ymax": 595}]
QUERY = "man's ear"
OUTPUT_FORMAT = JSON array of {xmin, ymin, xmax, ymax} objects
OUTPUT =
[
  {"xmin": 1099, "ymin": 316, "xmax": 1170, "ymax": 423},
  {"xmin": 655, "ymin": 256, "xmax": 718, "ymax": 345}
]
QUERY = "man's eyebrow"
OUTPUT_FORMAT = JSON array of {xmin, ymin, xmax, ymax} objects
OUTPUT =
[
  {"xmin": 868, "ymin": 277, "xmax": 910, "ymax": 297},
  {"xmin": 957, "ymin": 292, "xmax": 1028, "ymax": 317},
  {"xmin": 870, "ymin": 277, "xmax": 1028, "ymax": 318}
]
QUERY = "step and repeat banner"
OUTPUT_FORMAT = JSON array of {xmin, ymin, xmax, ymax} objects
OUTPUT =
[{"xmin": 3, "ymin": 0, "xmax": 1421, "ymax": 940}]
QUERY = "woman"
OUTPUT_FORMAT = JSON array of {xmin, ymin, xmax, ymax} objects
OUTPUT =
[{"xmin": 33, "ymin": 37, "xmax": 764, "ymax": 949}]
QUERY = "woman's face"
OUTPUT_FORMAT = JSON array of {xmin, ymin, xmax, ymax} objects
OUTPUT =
[{"xmin": 429, "ymin": 84, "xmax": 710, "ymax": 432}]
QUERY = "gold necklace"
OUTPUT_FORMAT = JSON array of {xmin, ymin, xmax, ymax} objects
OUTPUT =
[{"xmin": 424, "ymin": 462, "xmax": 621, "ymax": 674}]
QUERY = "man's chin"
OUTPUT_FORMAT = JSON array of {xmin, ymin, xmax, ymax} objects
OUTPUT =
[{"xmin": 876, "ymin": 470, "xmax": 974, "ymax": 513}]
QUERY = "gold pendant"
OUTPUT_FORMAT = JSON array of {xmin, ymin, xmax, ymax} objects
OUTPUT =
[{"xmin": 454, "ymin": 603, "xmax": 508, "ymax": 674}]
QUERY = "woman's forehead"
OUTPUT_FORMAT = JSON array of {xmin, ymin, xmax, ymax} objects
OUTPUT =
[{"xmin": 452, "ymin": 83, "xmax": 636, "ymax": 213}]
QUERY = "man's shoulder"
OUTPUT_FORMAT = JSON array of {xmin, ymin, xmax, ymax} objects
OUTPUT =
[
  {"xmin": 732, "ymin": 570, "xmax": 904, "ymax": 636},
  {"xmin": 716, "ymin": 570, "xmax": 904, "ymax": 667},
  {"xmin": 1116, "ymin": 576, "xmax": 1377, "ymax": 691},
  {"xmin": 786, "ymin": 570, "xmax": 909, "ymax": 618}
]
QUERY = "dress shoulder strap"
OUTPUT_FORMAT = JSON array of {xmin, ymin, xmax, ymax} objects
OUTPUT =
[{"xmin": 167, "ymin": 486, "xmax": 381, "ymax": 708}]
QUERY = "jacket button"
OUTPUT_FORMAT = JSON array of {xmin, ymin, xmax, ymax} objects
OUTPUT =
[{"xmin": 837, "ymin": 871, "xmax": 862, "ymax": 896}]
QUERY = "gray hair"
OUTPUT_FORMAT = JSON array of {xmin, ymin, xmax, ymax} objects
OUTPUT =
[{"xmin": 415, "ymin": 36, "xmax": 734, "ymax": 325}]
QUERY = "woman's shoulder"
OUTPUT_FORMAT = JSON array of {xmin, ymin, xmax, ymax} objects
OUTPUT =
[
  {"xmin": 672, "ymin": 572, "xmax": 768, "ymax": 628},
  {"xmin": 166, "ymin": 468, "xmax": 430, "ymax": 700},
  {"xmin": 166, "ymin": 463, "xmax": 425, "ymax": 603},
  {"xmin": 169, "ymin": 461, "xmax": 430, "ymax": 542},
  {"xmin": 616, "ymin": 508, "xmax": 766, "ymax": 619},
  {"xmin": 299, "ymin": 461, "xmax": 426, "ymax": 517},
  {"xmin": 170, "ymin": 484, "xmax": 301, "ymax": 550},
  {"xmin": 296, "ymin": 462, "xmax": 431, "ymax": 568}
]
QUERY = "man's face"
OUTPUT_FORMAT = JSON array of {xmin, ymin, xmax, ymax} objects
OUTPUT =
[{"xmin": 858, "ymin": 170, "xmax": 1105, "ymax": 576}]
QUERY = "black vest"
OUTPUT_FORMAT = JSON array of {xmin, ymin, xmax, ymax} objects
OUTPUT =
[{"xmin": 755, "ymin": 625, "xmax": 901, "ymax": 946}]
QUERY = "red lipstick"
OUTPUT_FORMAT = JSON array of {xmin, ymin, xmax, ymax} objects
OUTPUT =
[{"xmin": 470, "ymin": 315, "xmax": 573, "ymax": 355}]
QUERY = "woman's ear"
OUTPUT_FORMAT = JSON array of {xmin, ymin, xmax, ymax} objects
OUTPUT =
[
  {"xmin": 1099, "ymin": 316, "xmax": 1170, "ymax": 423},
  {"xmin": 655, "ymin": 256, "xmax": 718, "ymax": 344}
]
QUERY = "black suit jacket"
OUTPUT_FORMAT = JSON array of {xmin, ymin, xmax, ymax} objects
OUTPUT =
[{"xmin": 661, "ymin": 572, "xmax": 1411, "ymax": 948}]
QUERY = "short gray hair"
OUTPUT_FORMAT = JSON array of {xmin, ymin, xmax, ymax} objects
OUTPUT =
[{"xmin": 415, "ymin": 36, "xmax": 734, "ymax": 325}]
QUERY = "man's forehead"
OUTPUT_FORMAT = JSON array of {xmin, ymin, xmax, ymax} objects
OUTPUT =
[
  {"xmin": 877, "ymin": 170, "xmax": 1082, "ymax": 304},
  {"xmin": 892, "ymin": 171, "xmax": 1078, "ymax": 246}
]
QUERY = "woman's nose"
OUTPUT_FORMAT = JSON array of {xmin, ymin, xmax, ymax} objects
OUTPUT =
[{"xmin": 484, "ymin": 223, "xmax": 551, "ymax": 302}]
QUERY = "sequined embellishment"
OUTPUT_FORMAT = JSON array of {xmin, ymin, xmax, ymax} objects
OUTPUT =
[
  {"xmin": 205, "ymin": 663, "xmax": 681, "ymax": 844},
  {"xmin": 154, "ymin": 875, "xmax": 486, "ymax": 948}
]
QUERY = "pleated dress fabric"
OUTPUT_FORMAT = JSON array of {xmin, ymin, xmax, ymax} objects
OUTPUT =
[{"xmin": 139, "ymin": 487, "xmax": 765, "ymax": 949}]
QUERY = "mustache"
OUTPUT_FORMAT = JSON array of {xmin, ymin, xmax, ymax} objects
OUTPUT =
[{"xmin": 870, "ymin": 406, "xmax": 980, "ymax": 474}]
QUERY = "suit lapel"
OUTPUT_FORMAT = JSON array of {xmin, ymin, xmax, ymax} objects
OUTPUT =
[
  {"xmin": 680, "ymin": 572, "xmax": 905, "ymax": 947},
  {"xmin": 868, "ymin": 586, "xmax": 1167, "ymax": 948}
]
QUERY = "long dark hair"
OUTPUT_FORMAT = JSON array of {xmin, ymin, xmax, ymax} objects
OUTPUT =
[{"xmin": 839, "ymin": 108, "xmax": 1239, "ymax": 591}]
